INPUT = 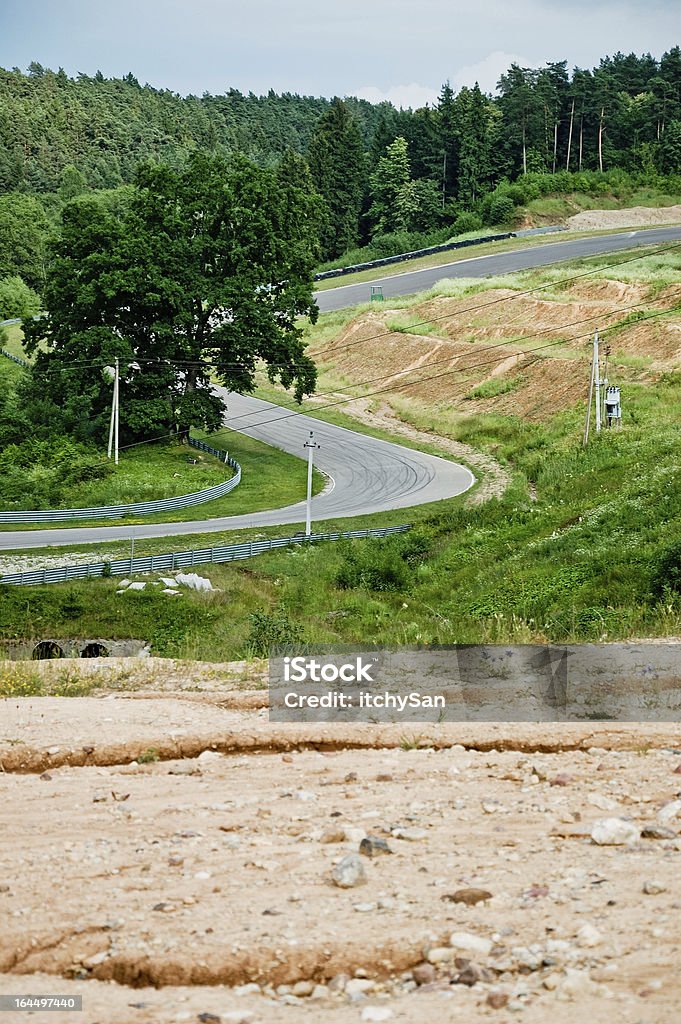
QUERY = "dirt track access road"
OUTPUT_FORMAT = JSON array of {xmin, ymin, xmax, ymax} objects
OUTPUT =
[{"xmin": 1, "ymin": 680, "xmax": 681, "ymax": 1024}]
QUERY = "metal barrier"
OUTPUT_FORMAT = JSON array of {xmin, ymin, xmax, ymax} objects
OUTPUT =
[
  {"xmin": 314, "ymin": 233, "xmax": 515, "ymax": 281},
  {"xmin": 0, "ymin": 348, "xmax": 29, "ymax": 367},
  {"xmin": 0, "ymin": 437, "xmax": 240, "ymax": 523},
  {"xmin": 0, "ymin": 524, "xmax": 412, "ymax": 586}
]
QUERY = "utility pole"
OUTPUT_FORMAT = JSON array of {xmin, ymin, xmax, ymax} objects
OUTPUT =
[
  {"xmin": 442, "ymin": 152, "xmax": 447, "ymax": 211},
  {"xmin": 106, "ymin": 356, "xmax": 120, "ymax": 463},
  {"xmin": 303, "ymin": 431, "xmax": 319, "ymax": 537},
  {"xmin": 583, "ymin": 331, "xmax": 599, "ymax": 447},
  {"xmin": 593, "ymin": 332, "xmax": 601, "ymax": 435},
  {"xmin": 114, "ymin": 357, "xmax": 120, "ymax": 465}
]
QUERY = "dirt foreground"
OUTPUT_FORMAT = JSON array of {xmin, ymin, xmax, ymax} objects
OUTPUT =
[{"xmin": 1, "ymin": 670, "xmax": 681, "ymax": 1024}]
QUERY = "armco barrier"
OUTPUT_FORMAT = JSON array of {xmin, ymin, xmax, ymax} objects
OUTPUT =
[
  {"xmin": 0, "ymin": 437, "xmax": 240, "ymax": 523},
  {"xmin": 314, "ymin": 233, "xmax": 515, "ymax": 281},
  {"xmin": 0, "ymin": 348, "xmax": 29, "ymax": 367},
  {"xmin": 0, "ymin": 524, "xmax": 412, "ymax": 586}
]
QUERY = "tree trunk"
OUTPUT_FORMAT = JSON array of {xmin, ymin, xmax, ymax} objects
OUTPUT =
[
  {"xmin": 522, "ymin": 121, "xmax": 527, "ymax": 175},
  {"xmin": 552, "ymin": 119, "xmax": 558, "ymax": 174},
  {"xmin": 566, "ymin": 98, "xmax": 575, "ymax": 171},
  {"xmin": 598, "ymin": 106, "xmax": 604, "ymax": 173},
  {"xmin": 579, "ymin": 115, "xmax": 583, "ymax": 171}
]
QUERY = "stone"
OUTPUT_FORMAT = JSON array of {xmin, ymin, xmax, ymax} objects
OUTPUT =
[
  {"xmin": 292, "ymin": 980, "xmax": 315, "ymax": 997},
  {"xmin": 391, "ymin": 826, "xmax": 427, "ymax": 841},
  {"xmin": 221, "ymin": 1014, "xmax": 256, "ymax": 1024},
  {"xmin": 345, "ymin": 978, "xmax": 375, "ymax": 996},
  {"xmin": 449, "ymin": 932, "xmax": 492, "ymax": 957},
  {"xmin": 641, "ymin": 824, "xmax": 677, "ymax": 840},
  {"xmin": 331, "ymin": 854, "xmax": 366, "ymax": 888},
  {"xmin": 445, "ymin": 887, "xmax": 492, "ymax": 906},
  {"xmin": 360, "ymin": 1008, "xmax": 393, "ymax": 1022},
  {"xmin": 550, "ymin": 773, "xmax": 573, "ymax": 787},
  {"xmin": 642, "ymin": 880, "xmax": 667, "ymax": 894},
  {"xmin": 590, "ymin": 817, "xmax": 640, "ymax": 845},
  {"xmin": 174, "ymin": 572, "xmax": 213, "ymax": 592},
  {"xmin": 359, "ymin": 836, "xmax": 393, "ymax": 858},
  {"xmin": 92, "ymin": 790, "xmax": 108, "ymax": 803},
  {"xmin": 426, "ymin": 947, "xmax": 454, "ymax": 964},
  {"xmin": 454, "ymin": 962, "xmax": 494, "ymax": 986},
  {"xmin": 197, "ymin": 1014, "xmax": 221, "ymax": 1024},
  {"xmin": 343, "ymin": 827, "xmax": 367, "ymax": 844},
  {"xmin": 487, "ymin": 991, "xmax": 510, "ymax": 1009},
  {"xmin": 159, "ymin": 577, "xmax": 176, "ymax": 587},
  {"xmin": 657, "ymin": 800, "xmax": 681, "ymax": 825},
  {"xmin": 328, "ymin": 973, "xmax": 349, "ymax": 993},
  {"xmin": 127, "ymin": 582, "xmax": 146, "ymax": 591},
  {"xmin": 232, "ymin": 983, "xmax": 261, "ymax": 997},
  {"xmin": 320, "ymin": 828, "xmax": 345, "ymax": 844},
  {"xmin": 353, "ymin": 902, "xmax": 376, "ymax": 913},
  {"xmin": 576, "ymin": 923, "xmax": 603, "ymax": 948},
  {"xmin": 412, "ymin": 962, "xmax": 436, "ymax": 986}
]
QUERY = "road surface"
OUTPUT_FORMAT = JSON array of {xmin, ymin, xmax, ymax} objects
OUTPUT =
[
  {"xmin": 314, "ymin": 226, "xmax": 681, "ymax": 311},
  {"xmin": 0, "ymin": 393, "xmax": 474, "ymax": 550}
]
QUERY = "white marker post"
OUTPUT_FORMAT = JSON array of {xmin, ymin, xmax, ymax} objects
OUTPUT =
[{"xmin": 303, "ymin": 430, "xmax": 319, "ymax": 537}]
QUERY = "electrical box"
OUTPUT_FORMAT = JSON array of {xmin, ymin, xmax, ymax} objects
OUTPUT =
[{"xmin": 605, "ymin": 385, "xmax": 621, "ymax": 427}]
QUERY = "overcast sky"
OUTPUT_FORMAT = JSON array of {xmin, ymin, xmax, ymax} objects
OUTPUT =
[{"xmin": 1, "ymin": 1, "xmax": 678, "ymax": 107}]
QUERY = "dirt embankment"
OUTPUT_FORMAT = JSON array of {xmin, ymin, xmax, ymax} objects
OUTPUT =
[
  {"xmin": 310, "ymin": 280, "xmax": 681, "ymax": 427},
  {"xmin": 1, "ymin": 684, "xmax": 681, "ymax": 1023},
  {"xmin": 566, "ymin": 206, "xmax": 681, "ymax": 231}
]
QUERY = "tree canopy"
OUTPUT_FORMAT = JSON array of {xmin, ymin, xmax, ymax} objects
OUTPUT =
[{"xmin": 24, "ymin": 153, "xmax": 322, "ymax": 443}]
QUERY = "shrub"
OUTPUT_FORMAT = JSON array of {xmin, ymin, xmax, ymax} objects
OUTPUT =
[
  {"xmin": 335, "ymin": 538, "xmax": 414, "ymax": 593},
  {"xmin": 488, "ymin": 194, "xmax": 515, "ymax": 225},
  {"xmin": 246, "ymin": 611, "xmax": 304, "ymax": 658},
  {"xmin": 452, "ymin": 212, "xmax": 483, "ymax": 235},
  {"xmin": 650, "ymin": 541, "xmax": 681, "ymax": 599}
]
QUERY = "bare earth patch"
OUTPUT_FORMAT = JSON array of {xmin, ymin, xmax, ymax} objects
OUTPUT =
[
  {"xmin": 566, "ymin": 206, "xmax": 681, "ymax": 230},
  {"xmin": 1, "ymin": 678, "xmax": 681, "ymax": 1023}
]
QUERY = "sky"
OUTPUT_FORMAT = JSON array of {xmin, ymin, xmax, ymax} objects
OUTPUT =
[{"xmin": 0, "ymin": 0, "xmax": 678, "ymax": 106}]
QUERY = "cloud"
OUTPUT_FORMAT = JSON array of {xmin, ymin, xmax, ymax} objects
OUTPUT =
[
  {"xmin": 451, "ymin": 51, "xmax": 533, "ymax": 95},
  {"xmin": 354, "ymin": 83, "xmax": 440, "ymax": 110}
]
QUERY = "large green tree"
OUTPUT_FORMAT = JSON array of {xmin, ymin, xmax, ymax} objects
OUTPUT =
[
  {"xmin": 24, "ymin": 153, "xmax": 321, "ymax": 443},
  {"xmin": 307, "ymin": 98, "xmax": 366, "ymax": 258}
]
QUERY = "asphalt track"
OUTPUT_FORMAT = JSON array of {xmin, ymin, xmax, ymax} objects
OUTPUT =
[
  {"xmin": 3, "ymin": 226, "xmax": 680, "ymax": 552},
  {"xmin": 314, "ymin": 226, "xmax": 681, "ymax": 311},
  {"xmin": 0, "ymin": 393, "xmax": 475, "ymax": 550}
]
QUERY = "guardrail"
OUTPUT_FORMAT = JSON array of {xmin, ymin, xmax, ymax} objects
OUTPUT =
[
  {"xmin": 0, "ymin": 524, "xmax": 412, "ymax": 586},
  {"xmin": 0, "ymin": 437, "xmax": 240, "ymax": 523},
  {"xmin": 0, "ymin": 348, "xmax": 29, "ymax": 367},
  {"xmin": 314, "ymin": 233, "xmax": 515, "ymax": 281}
]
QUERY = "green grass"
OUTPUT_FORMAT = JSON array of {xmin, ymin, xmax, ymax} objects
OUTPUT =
[
  {"xmin": 465, "ymin": 376, "xmax": 525, "ymax": 400},
  {"xmin": 2, "ymin": 248, "xmax": 679, "ymax": 658},
  {"xmin": 0, "ymin": 324, "xmax": 28, "ymax": 359},
  {"xmin": 0, "ymin": 428, "xmax": 325, "ymax": 530},
  {"xmin": 2, "ymin": 371, "xmax": 679, "ymax": 658}
]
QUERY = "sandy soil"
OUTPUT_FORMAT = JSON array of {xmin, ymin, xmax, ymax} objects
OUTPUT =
[
  {"xmin": 309, "ymin": 281, "xmax": 681, "ymax": 424},
  {"xmin": 1, "ymin": 681, "xmax": 681, "ymax": 1023},
  {"xmin": 566, "ymin": 206, "xmax": 681, "ymax": 231}
]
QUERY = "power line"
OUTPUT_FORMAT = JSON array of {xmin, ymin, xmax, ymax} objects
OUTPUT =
[
  {"xmin": 203, "ymin": 302, "xmax": 681, "ymax": 443},
  {"xmin": 311, "ymin": 241, "xmax": 681, "ymax": 359}
]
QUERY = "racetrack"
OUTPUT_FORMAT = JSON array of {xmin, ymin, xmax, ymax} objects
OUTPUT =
[
  {"xmin": 3, "ymin": 226, "xmax": 680, "ymax": 552},
  {"xmin": 0, "ymin": 393, "xmax": 474, "ymax": 550},
  {"xmin": 314, "ymin": 225, "xmax": 681, "ymax": 311}
]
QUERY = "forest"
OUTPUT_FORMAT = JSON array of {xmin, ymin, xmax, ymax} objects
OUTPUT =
[
  {"xmin": 0, "ymin": 48, "xmax": 680, "ymax": 271},
  {"xmin": 0, "ymin": 47, "xmax": 681, "ymax": 502}
]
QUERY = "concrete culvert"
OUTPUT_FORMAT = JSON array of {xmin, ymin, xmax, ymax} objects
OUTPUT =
[
  {"xmin": 80, "ymin": 642, "xmax": 110, "ymax": 659},
  {"xmin": 32, "ymin": 641, "xmax": 64, "ymax": 661}
]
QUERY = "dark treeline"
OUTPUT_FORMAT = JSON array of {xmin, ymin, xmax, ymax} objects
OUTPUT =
[{"xmin": 1, "ymin": 48, "xmax": 681, "ymax": 278}]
